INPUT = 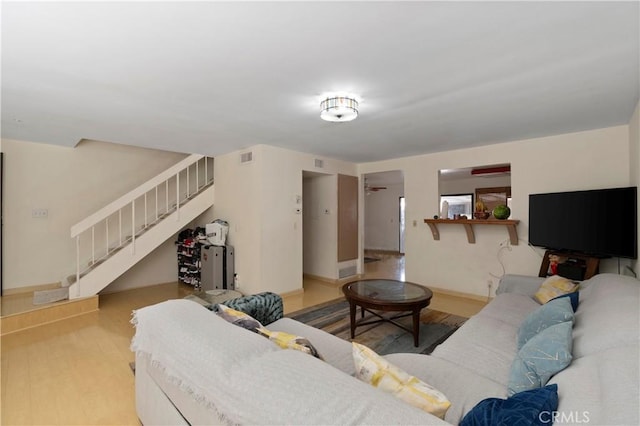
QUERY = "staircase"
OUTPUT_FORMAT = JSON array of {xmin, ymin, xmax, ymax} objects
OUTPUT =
[{"xmin": 68, "ymin": 154, "xmax": 214, "ymax": 299}]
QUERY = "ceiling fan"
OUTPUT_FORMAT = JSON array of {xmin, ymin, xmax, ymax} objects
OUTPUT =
[{"xmin": 364, "ymin": 179, "xmax": 387, "ymax": 194}]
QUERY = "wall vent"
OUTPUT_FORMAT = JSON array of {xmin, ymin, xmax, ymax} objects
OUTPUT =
[
  {"xmin": 314, "ymin": 158, "xmax": 324, "ymax": 168},
  {"xmin": 338, "ymin": 266, "xmax": 357, "ymax": 279},
  {"xmin": 240, "ymin": 152, "xmax": 253, "ymax": 163}
]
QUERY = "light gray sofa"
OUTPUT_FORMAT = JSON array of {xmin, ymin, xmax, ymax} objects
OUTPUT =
[{"xmin": 132, "ymin": 273, "xmax": 639, "ymax": 425}]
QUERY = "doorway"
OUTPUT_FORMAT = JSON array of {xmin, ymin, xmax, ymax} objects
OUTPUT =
[
  {"xmin": 399, "ymin": 196, "xmax": 405, "ymax": 254},
  {"xmin": 363, "ymin": 170, "xmax": 405, "ymax": 255}
]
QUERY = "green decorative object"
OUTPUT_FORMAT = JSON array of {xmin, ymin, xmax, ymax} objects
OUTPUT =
[{"xmin": 493, "ymin": 204, "xmax": 511, "ymax": 220}]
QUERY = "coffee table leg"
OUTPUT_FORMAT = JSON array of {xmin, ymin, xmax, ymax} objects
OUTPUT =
[
  {"xmin": 349, "ymin": 301, "xmax": 357, "ymax": 339},
  {"xmin": 412, "ymin": 309, "xmax": 421, "ymax": 347}
]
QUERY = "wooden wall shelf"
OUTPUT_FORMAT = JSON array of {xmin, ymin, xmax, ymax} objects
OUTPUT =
[{"xmin": 423, "ymin": 218, "xmax": 520, "ymax": 245}]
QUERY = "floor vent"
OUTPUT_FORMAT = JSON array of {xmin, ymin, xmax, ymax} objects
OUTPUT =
[
  {"xmin": 339, "ymin": 266, "xmax": 357, "ymax": 278},
  {"xmin": 240, "ymin": 152, "xmax": 253, "ymax": 163}
]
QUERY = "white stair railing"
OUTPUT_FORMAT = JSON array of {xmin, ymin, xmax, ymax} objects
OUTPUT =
[{"xmin": 70, "ymin": 154, "xmax": 214, "ymax": 295}]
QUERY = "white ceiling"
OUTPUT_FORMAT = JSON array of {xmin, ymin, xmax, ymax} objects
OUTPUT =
[{"xmin": 2, "ymin": 2, "xmax": 639, "ymax": 163}]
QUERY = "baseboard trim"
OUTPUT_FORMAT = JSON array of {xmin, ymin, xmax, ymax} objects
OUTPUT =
[
  {"xmin": 279, "ymin": 288, "xmax": 304, "ymax": 298},
  {"xmin": 364, "ymin": 249, "xmax": 404, "ymax": 256},
  {"xmin": 2, "ymin": 282, "xmax": 62, "ymax": 296},
  {"xmin": 303, "ymin": 273, "xmax": 365, "ymax": 288},
  {"xmin": 429, "ymin": 285, "xmax": 491, "ymax": 303}
]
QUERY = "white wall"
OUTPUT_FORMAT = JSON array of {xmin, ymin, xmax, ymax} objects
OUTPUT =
[
  {"xmin": 630, "ymin": 100, "xmax": 640, "ymax": 275},
  {"xmin": 303, "ymin": 174, "xmax": 337, "ymax": 278},
  {"xmin": 213, "ymin": 144, "xmax": 356, "ymax": 295},
  {"xmin": 1, "ymin": 138, "xmax": 187, "ymax": 291},
  {"xmin": 102, "ymin": 207, "xmax": 215, "ymax": 293},
  {"xmin": 359, "ymin": 126, "xmax": 631, "ymax": 297},
  {"xmin": 364, "ymin": 183, "xmax": 404, "ymax": 251}
]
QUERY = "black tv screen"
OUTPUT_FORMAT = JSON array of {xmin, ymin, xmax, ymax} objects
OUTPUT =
[{"xmin": 529, "ymin": 187, "xmax": 637, "ymax": 259}]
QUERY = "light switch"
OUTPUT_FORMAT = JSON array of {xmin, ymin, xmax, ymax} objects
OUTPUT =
[{"xmin": 32, "ymin": 208, "xmax": 48, "ymax": 218}]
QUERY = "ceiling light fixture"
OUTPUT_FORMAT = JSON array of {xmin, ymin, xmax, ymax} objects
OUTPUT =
[{"xmin": 320, "ymin": 95, "xmax": 359, "ymax": 122}]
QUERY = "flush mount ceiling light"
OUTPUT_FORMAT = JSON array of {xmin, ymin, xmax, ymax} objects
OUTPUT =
[{"xmin": 320, "ymin": 95, "xmax": 359, "ymax": 122}]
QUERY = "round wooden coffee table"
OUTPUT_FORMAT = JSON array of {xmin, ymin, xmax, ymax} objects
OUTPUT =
[{"xmin": 342, "ymin": 279, "xmax": 433, "ymax": 347}]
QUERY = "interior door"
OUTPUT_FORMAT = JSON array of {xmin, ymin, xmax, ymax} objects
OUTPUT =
[
  {"xmin": 399, "ymin": 196, "xmax": 405, "ymax": 254},
  {"xmin": 337, "ymin": 174, "xmax": 358, "ymax": 261}
]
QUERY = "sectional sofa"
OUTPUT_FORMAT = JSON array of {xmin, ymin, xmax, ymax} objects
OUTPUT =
[{"xmin": 132, "ymin": 273, "xmax": 639, "ymax": 425}]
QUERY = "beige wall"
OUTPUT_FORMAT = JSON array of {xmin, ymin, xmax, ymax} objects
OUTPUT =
[
  {"xmin": 630, "ymin": 100, "xmax": 640, "ymax": 275},
  {"xmin": 303, "ymin": 174, "xmax": 338, "ymax": 279},
  {"xmin": 213, "ymin": 144, "xmax": 356, "ymax": 295},
  {"xmin": 1, "ymin": 138, "xmax": 188, "ymax": 291},
  {"xmin": 359, "ymin": 125, "xmax": 631, "ymax": 297}
]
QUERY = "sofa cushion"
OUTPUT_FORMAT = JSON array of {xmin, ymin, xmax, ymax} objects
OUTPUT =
[
  {"xmin": 352, "ymin": 343, "xmax": 451, "ymax": 418},
  {"xmin": 384, "ymin": 353, "xmax": 507, "ymax": 425},
  {"xmin": 508, "ymin": 321, "xmax": 573, "ymax": 395},
  {"xmin": 460, "ymin": 384, "xmax": 559, "ymax": 426},
  {"xmin": 216, "ymin": 305, "xmax": 322, "ymax": 358},
  {"xmin": 548, "ymin": 343, "xmax": 639, "ymax": 426},
  {"xmin": 431, "ymin": 293, "xmax": 538, "ymax": 386},
  {"xmin": 534, "ymin": 275, "xmax": 578, "ymax": 304},
  {"xmin": 226, "ymin": 348, "xmax": 450, "ymax": 425},
  {"xmin": 517, "ymin": 297, "xmax": 574, "ymax": 349},
  {"xmin": 571, "ymin": 274, "xmax": 640, "ymax": 358},
  {"xmin": 474, "ymin": 292, "xmax": 541, "ymax": 327},
  {"xmin": 132, "ymin": 300, "xmax": 280, "ymax": 371},
  {"xmin": 269, "ymin": 317, "xmax": 355, "ymax": 375}
]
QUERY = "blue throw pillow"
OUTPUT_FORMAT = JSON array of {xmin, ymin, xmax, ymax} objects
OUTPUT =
[
  {"xmin": 460, "ymin": 384, "xmax": 558, "ymax": 426},
  {"xmin": 509, "ymin": 322, "xmax": 573, "ymax": 396},
  {"xmin": 517, "ymin": 297, "xmax": 574, "ymax": 349},
  {"xmin": 550, "ymin": 291, "xmax": 579, "ymax": 312}
]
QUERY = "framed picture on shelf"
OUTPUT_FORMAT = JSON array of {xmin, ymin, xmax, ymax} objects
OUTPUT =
[
  {"xmin": 475, "ymin": 186, "xmax": 511, "ymax": 215},
  {"xmin": 440, "ymin": 193, "xmax": 473, "ymax": 219}
]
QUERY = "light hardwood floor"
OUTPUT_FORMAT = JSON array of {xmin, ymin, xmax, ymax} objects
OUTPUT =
[{"xmin": 1, "ymin": 252, "xmax": 486, "ymax": 425}]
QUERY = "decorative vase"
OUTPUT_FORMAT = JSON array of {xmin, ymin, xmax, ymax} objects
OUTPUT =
[{"xmin": 441, "ymin": 200, "xmax": 449, "ymax": 219}]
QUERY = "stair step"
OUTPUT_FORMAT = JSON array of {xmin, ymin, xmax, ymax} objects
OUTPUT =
[{"xmin": 0, "ymin": 295, "xmax": 99, "ymax": 336}]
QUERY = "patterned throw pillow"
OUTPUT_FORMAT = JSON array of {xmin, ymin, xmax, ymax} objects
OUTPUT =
[
  {"xmin": 534, "ymin": 275, "xmax": 579, "ymax": 304},
  {"xmin": 216, "ymin": 304, "xmax": 322, "ymax": 359},
  {"xmin": 352, "ymin": 342, "xmax": 451, "ymax": 419},
  {"xmin": 517, "ymin": 297, "xmax": 574, "ymax": 349},
  {"xmin": 460, "ymin": 384, "xmax": 559, "ymax": 426},
  {"xmin": 508, "ymin": 321, "xmax": 573, "ymax": 396}
]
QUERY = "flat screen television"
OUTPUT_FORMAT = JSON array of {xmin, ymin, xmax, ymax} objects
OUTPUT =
[{"xmin": 528, "ymin": 186, "xmax": 637, "ymax": 259}]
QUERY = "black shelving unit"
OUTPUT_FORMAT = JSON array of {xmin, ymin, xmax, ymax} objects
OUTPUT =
[{"xmin": 176, "ymin": 227, "xmax": 206, "ymax": 288}]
